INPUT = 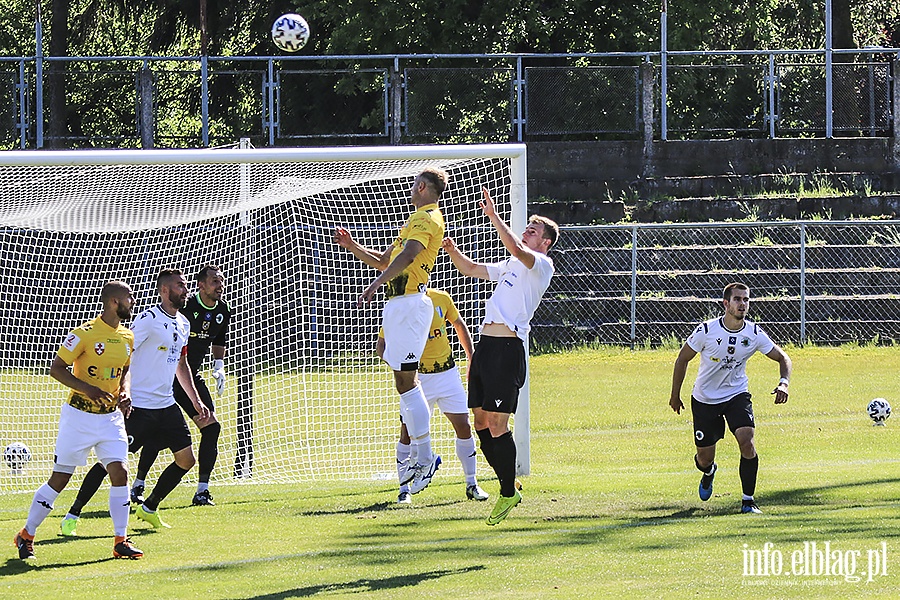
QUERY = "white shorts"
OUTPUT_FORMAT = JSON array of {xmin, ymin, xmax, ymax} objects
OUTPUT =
[
  {"xmin": 382, "ymin": 293, "xmax": 432, "ymax": 372},
  {"xmin": 54, "ymin": 402, "xmax": 128, "ymax": 468},
  {"xmin": 419, "ymin": 365, "xmax": 468, "ymax": 414}
]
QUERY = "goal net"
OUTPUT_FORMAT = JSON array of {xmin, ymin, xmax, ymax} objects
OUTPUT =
[{"xmin": 0, "ymin": 144, "xmax": 529, "ymax": 493}]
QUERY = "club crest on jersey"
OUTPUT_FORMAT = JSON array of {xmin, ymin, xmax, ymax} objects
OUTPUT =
[
  {"xmin": 741, "ymin": 338, "xmax": 750, "ymax": 346},
  {"xmin": 94, "ymin": 342, "xmax": 105, "ymax": 355},
  {"xmin": 216, "ymin": 313, "xmax": 224, "ymax": 324},
  {"xmin": 202, "ymin": 322, "xmax": 210, "ymax": 330},
  {"xmin": 727, "ymin": 346, "xmax": 735, "ymax": 354}
]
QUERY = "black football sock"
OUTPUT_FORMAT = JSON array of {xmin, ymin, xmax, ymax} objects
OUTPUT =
[
  {"xmin": 198, "ymin": 421, "xmax": 221, "ymax": 484},
  {"xmin": 694, "ymin": 454, "xmax": 715, "ymax": 475},
  {"xmin": 739, "ymin": 455, "xmax": 759, "ymax": 498},
  {"xmin": 476, "ymin": 428, "xmax": 497, "ymax": 472},
  {"xmin": 492, "ymin": 431, "xmax": 518, "ymax": 497},
  {"xmin": 68, "ymin": 462, "xmax": 107, "ymax": 516},
  {"xmin": 136, "ymin": 446, "xmax": 161, "ymax": 482},
  {"xmin": 144, "ymin": 462, "xmax": 189, "ymax": 511}
]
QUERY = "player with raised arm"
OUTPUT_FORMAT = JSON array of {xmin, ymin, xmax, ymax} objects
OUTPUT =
[
  {"xmin": 334, "ymin": 168, "xmax": 447, "ymax": 494},
  {"xmin": 377, "ymin": 288, "xmax": 489, "ymax": 504},
  {"xmin": 130, "ymin": 265, "xmax": 231, "ymax": 507},
  {"xmin": 669, "ymin": 282, "xmax": 792, "ymax": 514},
  {"xmin": 59, "ymin": 269, "xmax": 209, "ymax": 533},
  {"xmin": 14, "ymin": 281, "xmax": 143, "ymax": 560},
  {"xmin": 442, "ymin": 188, "xmax": 559, "ymax": 526}
]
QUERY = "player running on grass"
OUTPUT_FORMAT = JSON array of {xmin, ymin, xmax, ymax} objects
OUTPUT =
[
  {"xmin": 14, "ymin": 281, "xmax": 143, "ymax": 560},
  {"xmin": 669, "ymin": 282, "xmax": 792, "ymax": 514},
  {"xmin": 442, "ymin": 188, "xmax": 558, "ymax": 525},
  {"xmin": 377, "ymin": 288, "xmax": 489, "ymax": 504},
  {"xmin": 59, "ymin": 269, "xmax": 209, "ymax": 534}
]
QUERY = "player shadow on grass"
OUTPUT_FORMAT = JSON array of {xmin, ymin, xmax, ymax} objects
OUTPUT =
[
  {"xmin": 0, "ymin": 554, "xmax": 116, "ymax": 574},
  {"xmin": 236, "ymin": 565, "xmax": 486, "ymax": 600},
  {"xmin": 296, "ymin": 496, "xmax": 462, "ymax": 517}
]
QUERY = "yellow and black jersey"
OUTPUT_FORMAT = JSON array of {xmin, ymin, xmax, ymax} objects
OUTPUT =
[
  {"xmin": 57, "ymin": 315, "xmax": 133, "ymax": 414},
  {"xmin": 385, "ymin": 203, "xmax": 444, "ymax": 299},
  {"xmin": 380, "ymin": 289, "xmax": 460, "ymax": 374}
]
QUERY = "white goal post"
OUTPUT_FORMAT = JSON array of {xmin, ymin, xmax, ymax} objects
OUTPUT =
[{"xmin": 0, "ymin": 144, "xmax": 531, "ymax": 493}]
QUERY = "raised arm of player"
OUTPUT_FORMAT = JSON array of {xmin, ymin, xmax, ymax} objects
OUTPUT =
[
  {"xmin": 359, "ymin": 239, "xmax": 424, "ymax": 304},
  {"xmin": 450, "ymin": 315, "xmax": 475, "ymax": 363},
  {"xmin": 481, "ymin": 187, "xmax": 538, "ymax": 269},
  {"xmin": 334, "ymin": 227, "xmax": 393, "ymax": 271},
  {"xmin": 669, "ymin": 343, "xmax": 698, "ymax": 414},
  {"xmin": 766, "ymin": 345, "xmax": 792, "ymax": 404},
  {"xmin": 175, "ymin": 354, "xmax": 210, "ymax": 420},
  {"xmin": 441, "ymin": 237, "xmax": 490, "ymax": 280}
]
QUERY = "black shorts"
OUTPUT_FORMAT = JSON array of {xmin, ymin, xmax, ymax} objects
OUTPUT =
[
  {"xmin": 691, "ymin": 392, "xmax": 755, "ymax": 448},
  {"xmin": 173, "ymin": 372, "xmax": 215, "ymax": 419},
  {"xmin": 468, "ymin": 335, "xmax": 526, "ymax": 414},
  {"xmin": 126, "ymin": 404, "xmax": 193, "ymax": 454}
]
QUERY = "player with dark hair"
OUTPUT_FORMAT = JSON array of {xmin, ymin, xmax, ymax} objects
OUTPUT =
[
  {"xmin": 59, "ymin": 269, "xmax": 209, "ymax": 533},
  {"xmin": 669, "ymin": 282, "xmax": 792, "ymax": 514},
  {"xmin": 442, "ymin": 187, "xmax": 559, "ymax": 526},
  {"xmin": 334, "ymin": 168, "xmax": 447, "ymax": 494},
  {"xmin": 129, "ymin": 264, "xmax": 231, "ymax": 507},
  {"xmin": 14, "ymin": 281, "xmax": 143, "ymax": 560},
  {"xmin": 377, "ymin": 288, "xmax": 489, "ymax": 503}
]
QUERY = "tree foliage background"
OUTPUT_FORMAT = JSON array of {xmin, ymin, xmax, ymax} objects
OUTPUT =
[{"xmin": 0, "ymin": 1, "xmax": 897, "ymax": 146}]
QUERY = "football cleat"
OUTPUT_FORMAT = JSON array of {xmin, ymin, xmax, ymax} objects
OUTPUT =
[
  {"xmin": 113, "ymin": 536, "xmax": 144, "ymax": 559},
  {"xmin": 397, "ymin": 491, "xmax": 412, "ymax": 504},
  {"xmin": 60, "ymin": 516, "xmax": 79, "ymax": 537},
  {"xmin": 741, "ymin": 500, "xmax": 762, "ymax": 514},
  {"xmin": 466, "ymin": 484, "xmax": 489, "ymax": 501},
  {"xmin": 192, "ymin": 489, "xmax": 215, "ymax": 506},
  {"xmin": 698, "ymin": 462, "xmax": 717, "ymax": 502},
  {"xmin": 486, "ymin": 489, "xmax": 522, "ymax": 526},
  {"xmin": 398, "ymin": 462, "xmax": 417, "ymax": 486},
  {"xmin": 136, "ymin": 505, "xmax": 171, "ymax": 529},
  {"xmin": 130, "ymin": 484, "xmax": 145, "ymax": 505},
  {"xmin": 410, "ymin": 455, "xmax": 441, "ymax": 494},
  {"xmin": 14, "ymin": 529, "xmax": 35, "ymax": 560}
]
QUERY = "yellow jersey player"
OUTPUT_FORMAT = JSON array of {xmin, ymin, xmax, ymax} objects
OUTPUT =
[
  {"xmin": 378, "ymin": 289, "xmax": 489, "ymax": 504},
  {"xmin": 15, "ymin": 281, "xmax": 143, "ymax": 560},
  {"xmin": 335, "ymin": 167, "xmax": 447, "ymax": 495}
]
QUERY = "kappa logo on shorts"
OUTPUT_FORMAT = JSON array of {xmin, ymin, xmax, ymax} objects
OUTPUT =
[
  {"xmin": 405, "ymin": 353, "xmax": 416, "ymax": 360},
  {"xmin": 695, "ymin": 430, "xmax": 704, "ymax": 441}
]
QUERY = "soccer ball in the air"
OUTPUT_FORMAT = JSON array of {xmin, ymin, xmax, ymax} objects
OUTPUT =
[
  {"xmin": 4, "ymin": 442, "xmax": 31, "ymax": 473},
  {"xmin": 272, "ymin": 14, "xmax": 310, "ymax": 52},
  {"xmin": 867, "ymin": 398, "xmax": 891, "ymax": 425}
]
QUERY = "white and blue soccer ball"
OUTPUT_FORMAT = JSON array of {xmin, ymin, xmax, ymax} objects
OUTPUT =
[
  {"xmin": 4, "ymin": 442, "xmax": 31, "ymax": 472},
  {"xmin": 272, "ymin": 14, "xmax": 310, "ymax": 52},
  {"xmin": 867, "ymin": 398, "xmax": 891, "ymax": 425}
]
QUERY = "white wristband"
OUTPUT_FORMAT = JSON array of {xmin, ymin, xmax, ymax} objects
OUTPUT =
[
  {"xmin": 214, "ymin": 359, "xmax": 224, "ymax": 371},
  {"xmin": 778, "ymin": 377, "xmax": 789, "ymax": 386}
]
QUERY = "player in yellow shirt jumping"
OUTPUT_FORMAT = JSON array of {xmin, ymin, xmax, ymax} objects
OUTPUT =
[{"xmin": 335, "ymin": 167, "xmax": 447, "ymax": 494}]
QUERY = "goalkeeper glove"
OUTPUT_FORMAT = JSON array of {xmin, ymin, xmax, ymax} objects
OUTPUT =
[{"xmin": 212, "ymin": 359, "xmax": 226, "ymax": 396}]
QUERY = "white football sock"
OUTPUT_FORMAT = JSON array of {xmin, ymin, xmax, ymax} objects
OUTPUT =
[
  {"xmin": 25, "ymin": 483, "xmax": 60, "ymax": 536},
  {"xmin": 456, "ymin": 436, "xmax": 478, "ymax": 485},
  {"xmin": 396, "ymin": 441, "xmax": 411, "ymax": 483},
  {"xmin": 400, "ymin": 386, "xmax": 432, "ymax": 462},
  {"xmin": 197, "ymin": 482, "xmax": 209, "ymax": 493},
  {"xmin": 109, "ymin": 485, "xmax": 130, "ymax": 537}
]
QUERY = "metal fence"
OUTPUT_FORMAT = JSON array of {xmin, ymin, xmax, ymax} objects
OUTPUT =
[
  {"xmin": 535, "ymin": 220, "xmax": 900, "ymax": 350},
  {"xmin": 0, "ymin": 48, "xmax": 896, "ymax": 149}
]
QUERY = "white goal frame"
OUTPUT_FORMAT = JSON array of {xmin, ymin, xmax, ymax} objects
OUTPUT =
[{"xmin": 0, "ymin": 143, "xmax": 532, "ymax": 493}]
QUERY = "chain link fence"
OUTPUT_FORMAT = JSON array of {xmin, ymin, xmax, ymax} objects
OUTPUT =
[
  {"xmin": 535, "ymin": 220, "xmax": 900, "ymax": 351},
  {"xmin": 0, "ymin": 50, "xmax": 894, "ymax": 148}
]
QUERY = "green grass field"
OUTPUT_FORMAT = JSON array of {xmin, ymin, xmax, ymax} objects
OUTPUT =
[{"xmin": 1, "ymin": 345, "xmax": 898, "ymax": 599}]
